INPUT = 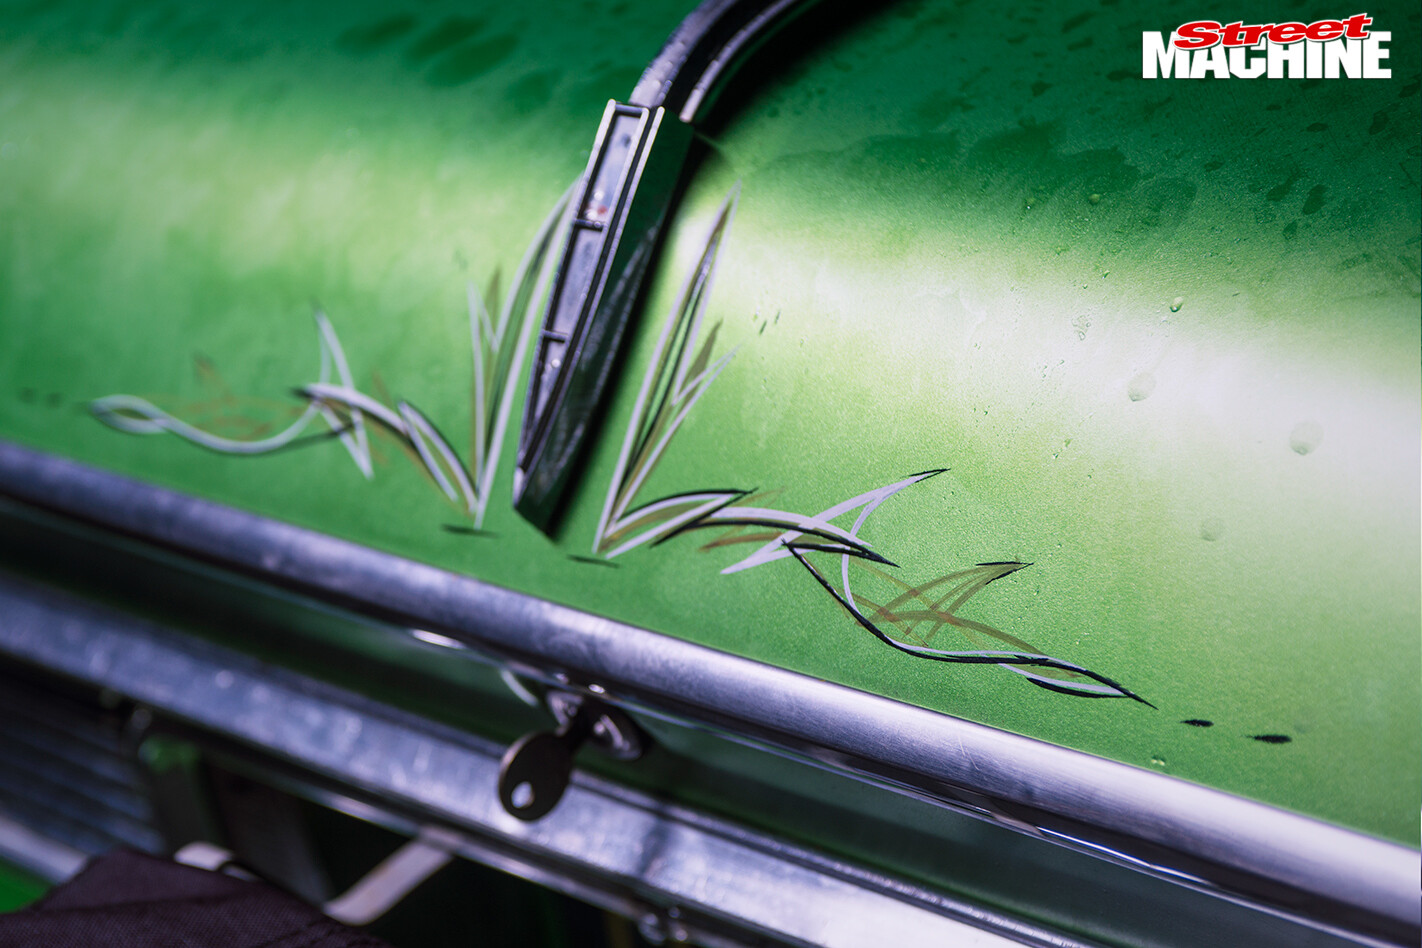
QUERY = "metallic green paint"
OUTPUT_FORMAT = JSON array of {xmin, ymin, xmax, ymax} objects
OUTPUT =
[
  {"xmin": 0, "ymin": 0, "xmax": 1417, "ymax": 845},
  {"xmin": 0, "ymin": 862, "xmax": 44, "ymax": 913}
]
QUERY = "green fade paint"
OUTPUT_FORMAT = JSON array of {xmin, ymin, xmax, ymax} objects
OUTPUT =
[
  {"xmin": 0, "ymin": 860, "xmax": 45, "ymax": 912},
  {"xmin": 0, "ymin": 0, "xmax": 1416, "ymax": 844}
]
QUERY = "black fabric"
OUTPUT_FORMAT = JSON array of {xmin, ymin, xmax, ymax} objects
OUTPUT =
[{"xmin": 0, "ymin": 850, "xmax": 393, "ymax": 948}]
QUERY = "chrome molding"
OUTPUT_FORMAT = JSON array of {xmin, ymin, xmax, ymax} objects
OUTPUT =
[
  {"xmin": 0, "ymin": 810, "xmax": 87, "ymax": 885},
  {"xmin": 0, "ymin": 572, "xmax": 1088, "ymax": 948},
  {"xmin": 0, "ymin": 441, "xmax": 1417, "ymax": 946}
]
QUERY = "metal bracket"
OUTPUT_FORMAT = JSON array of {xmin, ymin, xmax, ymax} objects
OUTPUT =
[
  {"xmin": 497, "ymin": 693, "xmax": 646, "ymax": 821},
  {"xmin": 175, "ymin": 829, "xmax": 461, "ymax": 928},
  {"xmin": 322, "ymin": 826, "xmax": 461, "ymax": 926}
]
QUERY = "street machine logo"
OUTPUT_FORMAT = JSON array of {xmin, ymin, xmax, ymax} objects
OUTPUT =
[{"xmin": 1143, "ymin": 13, "xmax": 1391, "ymax": 78}]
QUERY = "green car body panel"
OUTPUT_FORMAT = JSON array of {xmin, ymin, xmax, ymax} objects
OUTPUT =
[
  {"xmin": 0, "ymin": 861, "xmax": 44, "ymax": 912},
  {"xmin": 0, "ymin": 0, "xmax": 1417, "ymax": 860}
]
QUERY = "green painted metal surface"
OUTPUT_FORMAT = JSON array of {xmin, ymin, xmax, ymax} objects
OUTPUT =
[
  {"xmin": 0, "ymin": 861, "xmax": 45, "ymax": 912},
  {"xmin": 0, "ymin": 0, "xmax": 1417, "ymax": 847}
]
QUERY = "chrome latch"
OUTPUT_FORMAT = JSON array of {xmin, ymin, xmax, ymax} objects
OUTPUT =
[{"xmin": 497, "ymin": 692, "xmax": 646, "ymax": 821}]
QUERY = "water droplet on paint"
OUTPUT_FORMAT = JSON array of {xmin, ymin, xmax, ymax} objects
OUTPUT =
[
  {"xmin": 1127, "ymin": 372, "xmax": 1156, "ymax": 401},
  {"xmin": 1169, "ymin": 296, "xmax": 1184, "ymax": 313},
  {"xmin": 1289, "ymin": 421, "xmax": 1322, "ymax": 455},
  {"xmin": 1088, "ymin": 192, "xmax": 1101, "ymax": 204}
]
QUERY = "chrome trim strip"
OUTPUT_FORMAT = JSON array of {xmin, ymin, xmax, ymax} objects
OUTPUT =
[
  {"xmin": 0, "ymin": 810, "xmax": 87, "ymax": 884},
  {"xmin": 0, "ymin": 573, "xmax": 1086, "ymax": 948},
  {"xmin": 0, "ymin": 441, "xmax": 1417, "ymax": 945}
]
